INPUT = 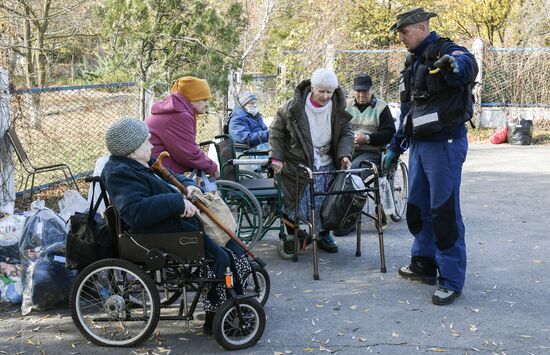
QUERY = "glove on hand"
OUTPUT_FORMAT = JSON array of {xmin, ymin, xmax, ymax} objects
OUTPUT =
[
  {"xmin": 383, "ymin": 150, "xmax": 399, "ymax": 171},
  {"xmin": 434, "ymin": 54, "xmax": 459, "ymax": 74}
]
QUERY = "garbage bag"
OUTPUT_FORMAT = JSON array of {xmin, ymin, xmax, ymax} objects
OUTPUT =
[
  {"xmin": 489, "ymin": 126, "xmax": 508, "ymax": 144},
  {"xmin": 18, "ymin": 207, "xmax": 77, "ymax": 314},
  {"xmin": 321, "ymin": 173, "xmax": 368, "ymax": 231},
  {"xmin": 507, "ymin": 119, "xmax": 533, "ymax": 145}
]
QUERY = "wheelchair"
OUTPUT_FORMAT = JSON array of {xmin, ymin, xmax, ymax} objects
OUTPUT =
[
  {"xmin": 200, "ymin": 136, "xmax": 287, "ymax": 251},
  {"xmin": 69, "ymin": 178, "xmax": 267, "ymax": 350}
]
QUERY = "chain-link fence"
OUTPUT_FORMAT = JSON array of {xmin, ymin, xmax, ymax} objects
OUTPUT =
[
  {"xmin": 3, "ymin": 82, "xmax": 224, "ymax": 195},
  {"xmin": 241, "ymin": 44, "xmax": 550, "ymax": 128},
  {"xmin": 6, "ymin": 82, "xmax": 140, "ymax": 194}
]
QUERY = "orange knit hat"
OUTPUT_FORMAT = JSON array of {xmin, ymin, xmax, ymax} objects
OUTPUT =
[{"xmin": 171, "ymin": 76, "xmax": 212, "ymax": 101}]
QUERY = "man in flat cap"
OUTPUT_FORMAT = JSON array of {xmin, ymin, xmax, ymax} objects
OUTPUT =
[{"xmin": 383, "ymin": 8, "xmax": 478, "ymax": 305}]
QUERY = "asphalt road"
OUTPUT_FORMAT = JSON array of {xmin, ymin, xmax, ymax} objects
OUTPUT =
[{"xmin": 1, "ymin": 143, "xmax": 549, "ymax": 355}]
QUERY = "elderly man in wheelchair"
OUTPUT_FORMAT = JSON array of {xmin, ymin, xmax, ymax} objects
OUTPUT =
[{"xmin": 70, "ymin": 118, "xmax": 265, "ymax": 350}]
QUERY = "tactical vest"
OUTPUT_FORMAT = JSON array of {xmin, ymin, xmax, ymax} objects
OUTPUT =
[{"xmin": 399, "ymin": 38, "xmax": 475, "ymax": 137}]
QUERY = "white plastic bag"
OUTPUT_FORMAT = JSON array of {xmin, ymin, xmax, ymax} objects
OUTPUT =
[
  {"xmin": 0, "ymin": 214, "xmax": 27, "ymax": 246},
  {"xmin": 379, "ymin": 177, "xmax": 395, "ymax": 216},
  {"xmin": 58, "ymin": 190, "xmax": 89, "ymax": 223}
]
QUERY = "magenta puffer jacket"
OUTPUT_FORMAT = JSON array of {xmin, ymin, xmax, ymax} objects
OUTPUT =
[{"xmin": 145, "ymin": 92, "xmax": 217, "ymax": 175}]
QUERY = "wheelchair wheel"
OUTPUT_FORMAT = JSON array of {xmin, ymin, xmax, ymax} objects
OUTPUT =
[
  {"xmin": 243, "ymin": 264, "xmax": 270, "ymax": 306},
  {"xmin": 70, "ymin": 258, "xmax": 160, "ymax": 347},
  {"xmin": 216, "ymin": 179, "xmax": 263, "ymax": 248},
  {"xmin": 277, "ymin": 233, "xmax": 295, "ymax": 260},
  {"xmin": 213, "ymin": 298, "xmax": 266, "ymax": 350},
  {"xmin": 390, "ymin": 160, "xmax": 409, "ymax": 222}
]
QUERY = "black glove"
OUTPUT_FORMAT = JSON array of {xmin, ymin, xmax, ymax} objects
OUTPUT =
[{"xmin": 434, "ymin": 54, "xmax": 459, "ymax": 74}]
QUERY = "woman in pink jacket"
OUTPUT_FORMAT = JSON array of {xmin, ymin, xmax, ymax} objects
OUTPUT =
[{"xmin": 145, "ymin": 76, "xmax": 219, "ymax": 176}]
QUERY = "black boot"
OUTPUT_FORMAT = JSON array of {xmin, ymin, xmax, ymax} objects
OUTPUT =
[{"xmin": 203, "ymin": 311, "xmax": 215, "ymax": 335}]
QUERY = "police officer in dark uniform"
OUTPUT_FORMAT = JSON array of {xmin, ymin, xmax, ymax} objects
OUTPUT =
[{"xmin": 383, "ymin": 8, "xmax": 478, "ymax": 305}]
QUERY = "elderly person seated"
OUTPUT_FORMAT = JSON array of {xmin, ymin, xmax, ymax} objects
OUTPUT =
[
  {"xmin": 228, "ymin": 91, "xmax": 269, "ymax": 151},
  {"xmin": 146, "ymin": 76, "xmax": 219, "ymax": 177},
  {"xmin": 100, "ymin": 117, "xmax": 249, "ymax": 335},
  {"xmin": 269, "ymin": 68, "xmax": 354, "ymax": 253}
]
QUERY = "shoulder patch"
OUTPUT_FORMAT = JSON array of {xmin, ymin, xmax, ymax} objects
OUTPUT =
[{"xmin": 451, "ymin": 50, "xmax": 465, "ymax": 56}]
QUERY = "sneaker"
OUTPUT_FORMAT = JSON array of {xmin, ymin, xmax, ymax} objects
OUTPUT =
[
  {"xmin": 432, "ymin": 287, "xmax": 461, "ymax": 305},
  {"xmin": 398, "ymin": 265, "xmax": 437, "ymax": 285},
  {"xmin": 317, "ymin": 234, "xmax": 338, "ymax": 253},
  {"xmin": 333, "ymin": 225, "xmax": 356, "ymax": 236}
]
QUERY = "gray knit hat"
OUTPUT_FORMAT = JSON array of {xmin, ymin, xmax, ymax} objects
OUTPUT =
[
  {"xmin": 237, "ymin": 91, "xmax": 257, "ymax": 107},
  {"xmin": 105, "ymin": 117, "xmax": 149, "ymax": 157}
]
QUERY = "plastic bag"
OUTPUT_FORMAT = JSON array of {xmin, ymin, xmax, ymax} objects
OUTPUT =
[
  {"xmin": 507, "ymin": 119, "xmax": 533, "ymax": 145},
  {"xmin": 321, "ymin": 173, "xmax": 368, "ymax": 231},
  {"xmin": 489, "ymin": 126, "xmax": 508, "ymax": 144},
  {"xmin": 19, "ymin": 207, "xmax": 77, "ymax": 314},
  {"xmin": 0, "ymin": 275, "xmax": 23, "ymax": 304},
  {"xmin": 58, "ymin": 190, "xmax": 89, "ymax": 223},
  {"xmin": 379, "ymin": 176, "xmax": 395, "ymax": 216},
  {"xmin": 0, "ymin": 214, "xmax": 26, "ymax": 247},
  {"xmin": 199, "ymin": 171, "xmax": 218, "ymax": 193}
]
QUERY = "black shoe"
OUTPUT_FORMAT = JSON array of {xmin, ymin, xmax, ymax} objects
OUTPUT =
[
  {"xmin": 203, "ymin": 311, "xmax": 215, "ymax": 335},
  {"xmin": 398, "ymin": 265, "xmax": 437, "ymax": 285},
  {"xmin": 317, "ymin": 234, "xmax": 338, "ymax": 253},
  {"xmin": 333, "ymin": 225, "xmax": 356, "ymax": 236},
  {"xmin": 432, "ymin": 287, "xmax": 461, "ymax": 305}
]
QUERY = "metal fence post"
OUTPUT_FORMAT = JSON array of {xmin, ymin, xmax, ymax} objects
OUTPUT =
[
  {"xmin": 227, "ymin": 69, "xmax": 241, "ymax": 111},
  {"xmin": 325, "ymin": 44, "xmax": 336, "ymax": 70},
  {"xmin": 0, "ymin": 68, "xmax": 15, "ymax": 213},
  {"xmin": 472, "ymin": 38, "xmax": 484, "ymax": 128}
]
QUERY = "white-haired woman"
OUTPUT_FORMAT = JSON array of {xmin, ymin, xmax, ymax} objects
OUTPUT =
[{"xmin": 269, "ymin": 68, "xmax": 354, "ymax": 253}]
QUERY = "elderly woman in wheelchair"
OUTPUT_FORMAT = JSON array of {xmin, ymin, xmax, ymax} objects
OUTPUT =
[{"xmin": 70, "ymin": 118, "xmax": 265, "ymax": 350}]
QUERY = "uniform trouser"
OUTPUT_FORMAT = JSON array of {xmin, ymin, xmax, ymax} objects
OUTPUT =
[{"xmin": 406, "ymin": 136, "xmax": 468, "ymax": 292}]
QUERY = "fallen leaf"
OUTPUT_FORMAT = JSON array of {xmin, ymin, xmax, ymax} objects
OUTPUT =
[
  {"xmin": 532, "ymin": 260, "xmax": 543, "ymax": 264},
  {"xmin": 315, "ymin": 304, "xmax": 324, "ymax": 308},
  {"xmin": 314, "ymin": 329, "xmax": 322, "ymax": 334},
  {"xmin": 427, "ymin": 347, "xmax": 447, "ymax": 352},
  {"xmin": 520, "ymin": 335, "xmax": 533, "ymax": 338},
  {"xmin": 392, "ymin": 331, "xmax": 399, "ymax": 338},
  {"xmin": 304, "ymin": 290, "xmax": 313, "ymax": 293},
  {"xmin": 350, "ymin": 305, "xmax": 357, "ymax": 310},
  {"xmin": 469, "ymin": 324, "xmax": 478, "ymax": 332},
  {"xmin": 358, "ymin": 337, "xmax": 367, "ymax": 342}
]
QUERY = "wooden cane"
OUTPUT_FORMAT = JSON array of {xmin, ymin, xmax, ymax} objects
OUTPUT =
[{"xmin": 150, "ymin": 151, "xmax": 266, "ymax": 267}]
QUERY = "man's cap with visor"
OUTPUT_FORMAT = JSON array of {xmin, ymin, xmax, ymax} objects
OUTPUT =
[{"xmin": 353, "ymin": 74, "xmax": 373, "ymax": 91}]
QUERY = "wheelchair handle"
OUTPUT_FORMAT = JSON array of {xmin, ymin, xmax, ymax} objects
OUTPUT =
[{"xmin": 151, "ymin": 151, "xmax": 266, "ymax": 267}]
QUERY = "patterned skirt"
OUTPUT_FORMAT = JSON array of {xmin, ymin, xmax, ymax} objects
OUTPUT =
[{"xmin": 284, "ymin": 163, "xmax": 334, "ymax": 234}]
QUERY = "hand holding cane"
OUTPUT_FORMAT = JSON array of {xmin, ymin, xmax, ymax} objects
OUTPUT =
[{"xmin": 151, "ymin": 151, "xmax": 266, "ymax": 267}]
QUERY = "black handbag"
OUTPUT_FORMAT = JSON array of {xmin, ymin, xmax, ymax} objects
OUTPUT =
[
  {"xmin": 320, "ymin": 173, "xmax": 368, "ymax": 231},
  {"xmin": 65, "ymin": 181, "xmax": 116, "ymax": 270}
]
